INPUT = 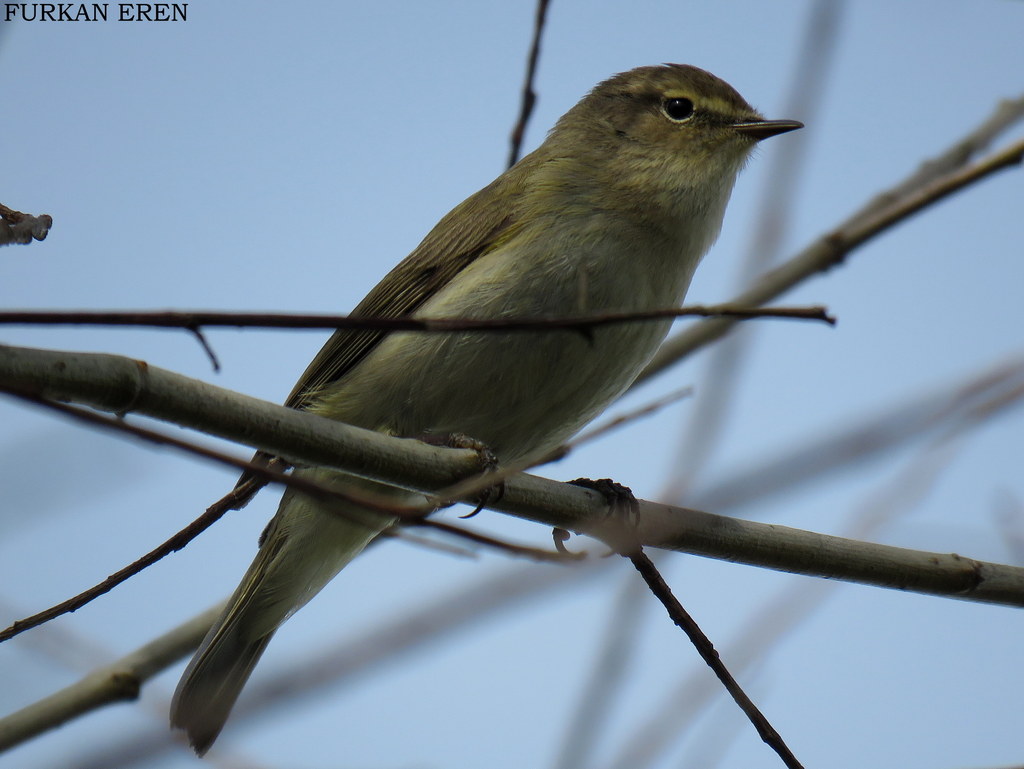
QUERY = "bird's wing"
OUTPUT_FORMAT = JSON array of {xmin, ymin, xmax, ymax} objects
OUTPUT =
[{"xmin": 284, "ymin": 169, "xmax": 525, "ymax": 410}]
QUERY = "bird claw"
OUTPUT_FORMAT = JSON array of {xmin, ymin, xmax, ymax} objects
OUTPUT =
[
  {"xmin": 569, "ymin": 477, "xmax": 639, "ymax": 522},
  {"xmin": 552, "ymin": 527, "xmax": 573, "ymax": 554},
  {"xmin": 568, "ymin": 477, "xmax": 642, "ymax": 554},
  {"xmin": 419, "ymin": 432, "xmax": 504, "ymax": 518}
]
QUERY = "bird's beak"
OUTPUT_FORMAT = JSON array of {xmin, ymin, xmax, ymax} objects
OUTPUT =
[{"xmin": 732, "ymin": 119, "xmax": 804, "ymax": 140}]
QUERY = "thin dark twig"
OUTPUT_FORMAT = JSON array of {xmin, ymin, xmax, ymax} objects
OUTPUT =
[
  {"xmin": 408, "ymin": 517, "xmax": 582, "ymax": 563},
  {"xmin": 606, "ymin": 409, "xmax": 989, "ymax": 769},
  {"xmin": 507, "ymin": 0, "xmax": 551, "ymax": 168},
  {"xmin": 0, "ymin": 304, "xmax": 834, "ymax": 333},
  {"xmin": 0, "ymin": 395, "xmax": 270, "ymax": 643},
  {"xmin": 186, "ymin": 325, "xmax": 220, "ymax": 371},
  {"xmin": 0, "ymin": 492, "xmax": 255, "ymax": 643},
  {"xmin": 0, "ymin": 388, "xmax": 571, "ymax": 643},
  {"xmin": 627, "ymin": 550, "xmax": 804, "ymax": 769}
]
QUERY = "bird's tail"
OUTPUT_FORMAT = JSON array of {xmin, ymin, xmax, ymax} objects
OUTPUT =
[{"xmin": 170, "ymin": 468, "xmax": 402, "ymax": 755}]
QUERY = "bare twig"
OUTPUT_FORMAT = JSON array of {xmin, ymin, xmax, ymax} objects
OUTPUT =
[
  {"xmin": 0, "ymin": 303, "xmax": 833, "ymax": 333},
  {"xmin": 0, "ymin": 597, "xmax": 111, "ymax": 673},
  {"xmin": 610, "ymin": 355, "xmax": 1024, "ymax": 769},
  {"xmin": 627, "ymin": 550, "xmax": 803, "ymax": 769},
  {"xmin": 507, "ymin": 0, "xmax": 551, "ymax": 168},
  {"xmin": 576, "ymin": 357, "xmax": 1024, "ymax": 769},
  {"xmin": 858, "ymin": 93, "xmax": 1024, "ymax": 220},
  {"xmin": 0, "ymin": 394, "xmax": 282, "ymax": 643},
  {"xmin": 187, "ymin": 325, "xmax": 221, "ymax": 371},
  {"xmin": 606, "ymin": 428, "xmax": 973, "ymax": 769},
  {"xmin": 638, "ymin": 134, "xmax": 1024, "ymax": 385},
  {"xmin": 691, "ymin": 355, "xmax": 1024, "ymax": 512},
  {"xmin": 0, "ymin": 202, "xmax": 52, "ymax": 247}
]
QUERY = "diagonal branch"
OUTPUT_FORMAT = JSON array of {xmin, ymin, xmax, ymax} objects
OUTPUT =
[
  {"xmin": 628, "ymin": 550, "xmax": 803, "ymax": 769},
  {"xmin": 691, "ymin": 355, "xmax": 1024, "ymax": 512},
  {"xmin": 637, "ymin": 133, "xmax": 1024, "ymax": 385}
]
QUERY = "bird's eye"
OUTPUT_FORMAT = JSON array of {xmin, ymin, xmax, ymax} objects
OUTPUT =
[{"xmin": 662, "ymin": 97, "xmax": 695, "ymax": 122}]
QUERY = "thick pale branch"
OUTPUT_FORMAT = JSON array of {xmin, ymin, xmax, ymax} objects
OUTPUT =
[
  {"xmin": 2, "ymin": 342, "xmax": 1023, "ymax": 608},
  {"xmin": 0, "ymin": 605, "xmax": 221, "ymax": 751}
]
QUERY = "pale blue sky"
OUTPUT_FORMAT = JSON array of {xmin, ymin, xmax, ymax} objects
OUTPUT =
[{"xmin": 2, "ymin": 2, "xmax": 1023, "ymax": 768}]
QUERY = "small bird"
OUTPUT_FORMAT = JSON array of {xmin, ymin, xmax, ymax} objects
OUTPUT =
[{"xmin": 170, "ymin": 63, "xmax": 801, "ymax": 753}]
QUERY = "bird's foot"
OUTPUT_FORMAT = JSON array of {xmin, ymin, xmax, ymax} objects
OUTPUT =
[
  {"xmin": 418, "ymin": 432, "xmax": 503, "ymax": 517},
  {"xmin": 558, "ymin": 477, "xmax": 641, "ymax": 555}
]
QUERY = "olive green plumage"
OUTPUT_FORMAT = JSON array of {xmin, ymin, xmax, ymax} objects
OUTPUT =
[{"xmin": 170, "ymin": 64, "xmax": 800, "ymax": 754}]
